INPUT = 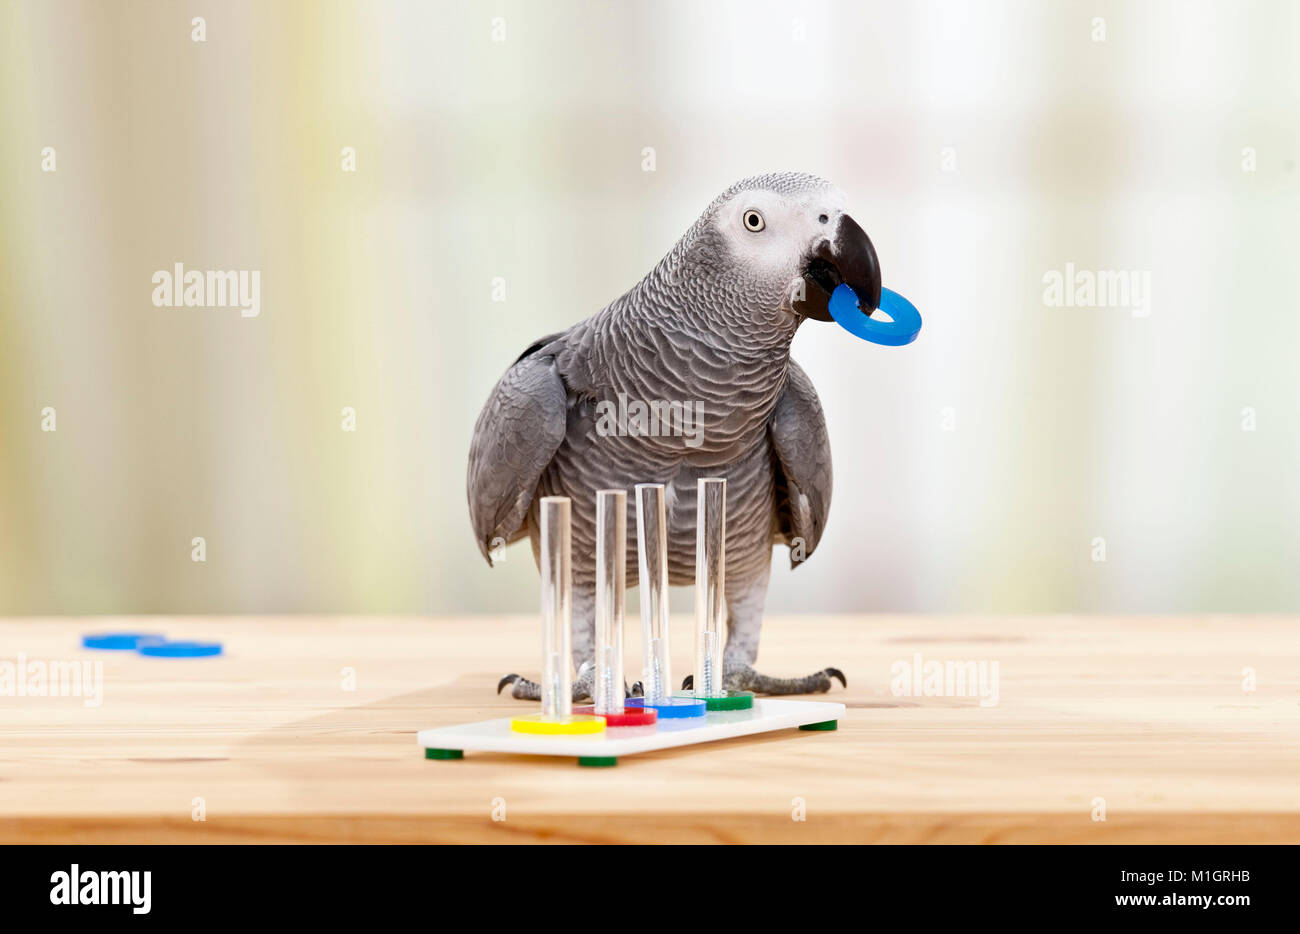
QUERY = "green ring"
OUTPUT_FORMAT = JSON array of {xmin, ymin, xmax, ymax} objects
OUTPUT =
[
  {"xmin": 578, "ymin": 756, "xmax": 618, "ymax": 767},
  {"xmin": 700, "ymin": 692, "xmax": 754, "ymax": 711},
  {"xmin": 672, "ymin": 690, "xmax": 756, "ymax": 711},
  {"xmin": 424, "ymin": 748, "xmax": 464, "ymax": 759},
  {"xmin": 799, "ymin": 719, "xmax": 838, "ymax": 731}
]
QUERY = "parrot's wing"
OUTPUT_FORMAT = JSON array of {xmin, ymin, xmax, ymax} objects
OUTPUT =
[
  {"xmin": 467, "ymin": 338, "xmax": 569, "ymax": 565},
  {"xmin": 769, "ymin": 358, "xmax": 832, "ymax": 566}
]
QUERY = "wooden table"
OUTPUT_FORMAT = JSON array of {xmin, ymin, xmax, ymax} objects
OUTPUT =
[{"xmin": 2, "ymin": 615, "xmax": 1297, "ymax": 844}]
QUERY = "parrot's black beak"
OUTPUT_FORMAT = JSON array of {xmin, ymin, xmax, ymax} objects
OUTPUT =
[{"xmin": 794, "ymin": 213, "xmax": 882, "ymax": 322}]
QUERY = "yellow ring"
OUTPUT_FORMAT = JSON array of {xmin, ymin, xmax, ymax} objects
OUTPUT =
[{"xmin": 510, "ymin": 713, "xmax": 607, "ymax": 735}]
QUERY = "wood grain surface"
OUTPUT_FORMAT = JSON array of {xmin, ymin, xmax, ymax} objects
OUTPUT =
[{"xmin": 2, "ymin": 615, "xmax": 1297, "ymax": 843}]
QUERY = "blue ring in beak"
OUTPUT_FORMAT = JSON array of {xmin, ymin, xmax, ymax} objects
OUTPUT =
[{"xmin": 828, "ymin": 283, "xmax": 922, "ymax": 347}]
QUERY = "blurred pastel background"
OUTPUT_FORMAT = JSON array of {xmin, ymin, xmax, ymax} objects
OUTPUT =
[{"xmin": 1, "ymin": 0, "xmax": 1297, "ymax": 616}]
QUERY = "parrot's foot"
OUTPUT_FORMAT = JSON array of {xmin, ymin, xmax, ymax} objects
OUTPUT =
[
  {"xmin": 682, "ymin": 665, "xmax": 846, "ymax": 696},
  {"xmin": 496, "ymin": 662, "xmax": 597, "ymax": 703}
]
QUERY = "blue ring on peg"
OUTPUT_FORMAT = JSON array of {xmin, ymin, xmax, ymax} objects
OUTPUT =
[{"xmin": 624, "ymin": 696, "xmax": 707, "ymax": 718}]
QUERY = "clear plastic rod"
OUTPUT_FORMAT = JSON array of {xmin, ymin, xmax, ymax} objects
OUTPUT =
[
  {"xmin": 594, "ymin": 489, "xmax": 627, "ymax": 715},
  {"xmin": 635, "ymin": 483, "xmax": 671, "ymax": 704},
  {"xmin": 694, "ymin": 477, "xmax": 726, "ymax": 698},
  {"xmin": 539, "ymin": 496, "xmax": 572, "ymax": 720}
]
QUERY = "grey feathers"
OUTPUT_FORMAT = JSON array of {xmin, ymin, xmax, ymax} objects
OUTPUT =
[
  {"xmin": 769, "ymin": 360, "xmax": 832, "ymax": 566},
  {"xmin": 466, "ymin": 345, "xmax": 569, "ymax": 563}
]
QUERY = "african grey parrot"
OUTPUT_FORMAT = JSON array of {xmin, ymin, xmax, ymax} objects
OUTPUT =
[{"xmin": 468, "ymin": 172, "xmax": 882, "ymax": 700}]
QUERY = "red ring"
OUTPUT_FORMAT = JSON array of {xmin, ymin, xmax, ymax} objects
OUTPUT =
[{"xmin": 573, "ymin": 705, "xmax": 658, "ymax": 727}]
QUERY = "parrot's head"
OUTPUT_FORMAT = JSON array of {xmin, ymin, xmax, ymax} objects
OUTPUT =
[{"xmin": 679, "ymin": 172, "xmax": 882, "ymax": 335}]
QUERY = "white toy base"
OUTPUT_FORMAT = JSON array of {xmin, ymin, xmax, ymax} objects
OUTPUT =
[{"xmin": 417, "ymin": 698, "xmax": 845, "ymax": 765}]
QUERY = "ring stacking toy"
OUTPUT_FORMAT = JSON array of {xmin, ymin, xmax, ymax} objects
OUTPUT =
[
  {"xmin": 458, "ymin": 480, "xmax": 843, "ymax": 764},
  {"xmin": 828, "ymin": 283, "xmax": 921, "ymax": 346}
]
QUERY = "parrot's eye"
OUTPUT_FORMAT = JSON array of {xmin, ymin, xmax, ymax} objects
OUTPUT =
[{"xmin": 742, "ymin": 210, "xmax": 765, "ymax": 232}]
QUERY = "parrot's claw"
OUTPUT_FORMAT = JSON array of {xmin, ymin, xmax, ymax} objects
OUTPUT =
[
  {"xmin": 682, "ymin": 665, "xmax": 846, "ymax": 696},
  {"xmin": 495, "ymin": 666, "xmax": 597, "ymax": 703},
  {"xmin": 497, "ymin": 672, "xmax": 543, "ymax": 700}
]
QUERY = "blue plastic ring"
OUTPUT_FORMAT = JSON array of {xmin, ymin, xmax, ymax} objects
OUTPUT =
[
  {"xmin": 624, "ymin": 696, "xmax": 707, "ymax": 718},
  {"xmin": 828, "ymin": 283, "xmax": 922, "ymax": 346},
  {"xmin": 82, "ymin": 633, "xmax": 165, "ymax": 651},
  {"xmin": 137, "ymin": 641, "xmax": 223, "ymax": 658}
]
